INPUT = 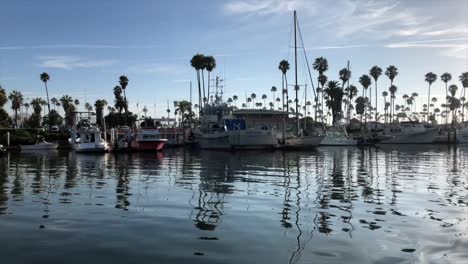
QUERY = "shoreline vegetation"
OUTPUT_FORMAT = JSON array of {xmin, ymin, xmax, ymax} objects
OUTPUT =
[{"xmin": 1, "ymin": 56, "xmax": 468, "ymax": 148}]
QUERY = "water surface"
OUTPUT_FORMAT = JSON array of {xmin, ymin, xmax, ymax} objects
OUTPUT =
[{"xmin": 0, "ymin": 146, "xmax": 467, "ymax": 263}]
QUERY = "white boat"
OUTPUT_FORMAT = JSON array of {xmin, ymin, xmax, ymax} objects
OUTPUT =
[
  {"xmin": 457, "ymin": 123, "xmax": 468, "ymax": 143},
  {"xmin": 320, "ymin": 127, "xmax": 357, "ymax": 146},
  {"xmin": 20, "ymin": 140, "xmax": 58, "ymax": 151},
  {"xmin": 376, "ymin": 122, "xmax": 440, "ymax": 144},
  {"xmin": 71, "ymin": 126, "xmax": 109, "ymax": 153},
  {"xmin": 194, "ymin": 100, "xmax": 233, "ymax": 150},
  {"xmin": 228, "ymin": 125, "xmax": 279, "ymax": 150},
  {"xmin": 281, "ymin": 135, "xmax": 325, "ymax": 150}
]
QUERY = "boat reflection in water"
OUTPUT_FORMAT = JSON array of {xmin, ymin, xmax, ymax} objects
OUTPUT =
[{"xmin": 0, "ymin": 146, "xmax": 467, "ymax": 263}]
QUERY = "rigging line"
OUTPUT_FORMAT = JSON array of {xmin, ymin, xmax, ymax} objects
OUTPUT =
[{"xmin": 296, "ymin": 15, "xmax": 317, "ymax": 101}]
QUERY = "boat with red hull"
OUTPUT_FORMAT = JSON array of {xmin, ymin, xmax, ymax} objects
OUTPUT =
[{"xmin": 130, "ymin": 128, "xmax": 167, "ymax": 152}]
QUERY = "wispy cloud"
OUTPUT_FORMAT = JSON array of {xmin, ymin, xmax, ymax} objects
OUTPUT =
[
  {"xmin": 307, "ymin": 44, "xmax": 370, "ymax": 50},
  {"xmin": 38, "ymin": 56, "xmax": 117, "ymax": 70},
  {"xmin": 128, "ymin": 63, "xmax": 180, "ymax": 74},
  {"xmin": 0, "ymin": 44, "xmax": 159, "ymax": 50},
  {"xmin": 224, "ymin": 0, "xmax": 303, "ymax": 15},
  {"xmin": 385, "ymin": 38, "xmax": 468, "ymax": 59}
]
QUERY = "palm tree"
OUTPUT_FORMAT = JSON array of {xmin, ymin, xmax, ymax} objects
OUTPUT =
[
  {"xmin": 227, "ymin": 98, "xmax": 233, "ymax": 106},
  {"xmin": 441, "ymin": 72, "xmax": 452, "ymax": 125},
  {"xmin": 382, "ymin": 91, "xmax": 388, "ymax": 123},
  {"xmin": 279, "ymin": 60, "xmax": 290, "ymax": 115},
  {"xmin": 262, "ymin": 94, "xmax": 267, "ymax": 106},
  {"xmin": 30, "ymin": 97, "xmax": 46, "ymax": 127},
  {"xmin": 84, "ymin": 102, "xmax": 93, "ymax": 112},
  {"xmin": 339, "ymin": 68, "xmax": 351, "ymax": 122},
  {"xmin": 247, "ymin": 97, "xmax": 252, "ymax": 108},
  {"xmin": 119, "ymin": 75, "xmax": 129, "ymax": 124},
  {"xmin": 424, "ymin": 72, "xmax": 437, "ymax": 120},
  {"xmin": 251, "ymin": 93, "xmax": 257, "ymax": 106},
  {"xmin": 323, "ymin": 80, "xmax": 343, "ymax": 125},
  {"xmin": 271, "ymin": 86, "xmax": 277, "ymax": 108},
  {"xmin": 359, "ymin": 75, "xmax": 372, "ymax": 123},
  {"xmin": 370, "ymin": 66, "xmax": 382, "ymax": 123},
  {"xmin": 385, "ymin": 65, "xmax": 398, "ymax": 85},
  {"xmin": 204, "ymin": 56, "xmax": 216, "ymax": 103},
  {"xmin": 40, "ymin": 72, "xmax": 51, "ymax": 123},
  {"xmin": 385, "ymin": 66, "xmax": 398, "ymax": 122},
  {"xmin": 459, "ymin": 72, "xmax": 468, "ymax": 88},
  {"xmin": 411, "ymin": 92, "xmax": 419, "ymax": 114},
  {"xmin": 8, "ymin": 90, "xmax": 23, "ymax": 126},
  {"xmin": 0, "ymin": 85, "xmax": 7, "ymax": 108},
  {"xmin": 389, "ymin": 85, "xmax": 398, "ymax": 123},
  {"xmin": 233, "ymin": 95, "xmax": 238, "ymax": 108},
  {"xmin": 24, "ymin": 102, "xmax": 30, "ymax": 117},
  {"xmin": 191, "ymin": 54, "xmax": 205, "ymax": 111},
  {"xmin": 242, "ymin": 103, "xmax": 246, "ymax": 109},
  {"xmin": 94, "ymin": 99, "xmax": 108, "ymax": 128},
  {"xmin": 449, "ymin": 84, "xmax": 459, "ymax": 123},
  {"xmin": 60, "ymin": 95, "xmax": 74, "ymax": 128}
]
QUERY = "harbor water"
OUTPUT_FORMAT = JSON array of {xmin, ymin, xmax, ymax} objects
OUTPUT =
[{"xmin": 0, "ymin": 146, "xmax": 467, "ymax": 263}]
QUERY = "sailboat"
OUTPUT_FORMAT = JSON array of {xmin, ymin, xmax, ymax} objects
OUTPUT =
[{"xmin": 279, "ymin": 11, "xmax": 325, "ymax": 150}]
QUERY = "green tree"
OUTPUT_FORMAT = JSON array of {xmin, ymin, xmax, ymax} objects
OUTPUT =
[
  {"xmin": 8, "ymin": 90, "xmax": 23, "ymax": 126},
  {"xmin": 40, "ymin": 72, "xmax": 51, "ymax": 122},
  {"xmin": 324, "ymin": 80, "xmax": 343, "ymax": 125},
  {"xmin": 94, "ymin": 99, "xmax": 108, "ymax": 128},
  {"xmin": 278, "ymin": 60, "xmax": 290, "ymax": 115},
  {"xmin": 424, "ymin": 72, "xmax": 437, "ymax": 119},
  {"xmin": 191, "ymin": 54, "xmax": 205, "ymax": 111},
  {"xmin": 204, "ymin": 56, "xmax": 216, "ymax": 103},
  {"xmin": 0, "ymin": 85, "xmax": 7, "ymax": 108},
  {"xmin": 370, "ymin": 66, "xmax": 382, "ymax": 122}
]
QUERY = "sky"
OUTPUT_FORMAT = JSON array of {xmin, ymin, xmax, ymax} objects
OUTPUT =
[{"xmin": 1, "ymin": 0, "xmax": 467, "ymax": 118}]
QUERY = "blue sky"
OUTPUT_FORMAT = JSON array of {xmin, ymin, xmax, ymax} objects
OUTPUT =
[{"xmin": 1, "ymin": 0, "xmax": 467, "ymax": 118}]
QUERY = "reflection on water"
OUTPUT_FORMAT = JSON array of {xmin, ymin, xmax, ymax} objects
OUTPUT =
[{"xmin": 0, "ymin": 146, "xmax": 467, "ymax": 263}]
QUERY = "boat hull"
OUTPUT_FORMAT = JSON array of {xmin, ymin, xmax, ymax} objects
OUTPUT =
[
  {"xmin": 20, "ymin": 143, "xmax": 58, "ymax": 151},
  {"xmin": 280, "ymin": 135, "xmax": 325, "ymax": 150},
  {"xmin": 195, "ymin": 134, "xmax": 231, "ymax": 150},
  {"xmin": 228, "ymin": 130, "xmax": 278, "ymax": 150},
  {"xmin": 320, "ymin": 138, "xmax": 357, "ymax": 146},
  {"xmin": 130, "ymin": 140, "xmax": 167, "ymax": 152},
  {"xmin": 74, "ymin": 142, "xmax": 108, "ymax": 153},
  {"xmin": 377, "ymin": 129, "xmax": 443, "ymax": 144}
]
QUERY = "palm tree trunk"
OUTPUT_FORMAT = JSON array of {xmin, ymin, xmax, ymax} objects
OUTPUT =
[
  {"xmin": 201, "ymin": 70, "xmax": 206, "ymax": 106},
  {"xmin": 197, "ymin": 70, "xmax": 202, "ymax": 115},
  {"xmin": 427, "ymin": 84, "xmax": 431, "ymax": 123},
  {"xmin": 445, "ymin": 83, "xmax": 448, "ymax": 126},
  {"xmin": 285, "ymin": 75, "xmax": 289, "ymax": 115},
  {"xmin": 44, "ymin": 82, "xmax": 51, "ymax": 123},
  {"xmin": 374, "ymin": 81, "xmax": 378, "ymax": 124},
  {"xmin": 207, "ymin": 71, "xmax": 210, "ymax": 104},
  {"xmin": 123, "ymin": 89, "xmax": 128, "ymax": 126}
]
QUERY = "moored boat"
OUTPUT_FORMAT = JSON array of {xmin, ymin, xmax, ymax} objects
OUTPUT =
[
  {"xmin": 71, "ymin": 125, "xmax": 109, "ymax": 153},
  {"xmin": 20, "ymin": 140, "xmax": 58, "ymax": 151},
  {"xmin": 130, "ymin": 128, "xmax": 167, "ymax": 152}
]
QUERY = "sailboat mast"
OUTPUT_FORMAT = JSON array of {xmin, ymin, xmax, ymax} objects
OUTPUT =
[{"xmin": 294, "ymin": 10, "xmax": 299, "ymax": 137}]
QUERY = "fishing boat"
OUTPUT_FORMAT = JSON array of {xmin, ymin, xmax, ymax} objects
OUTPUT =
[
  {"xmin": 376, "ymin": 121, "xmax": 440, "ymax": 144},
  {"xmin": 457, "ymin": 122, "xmax": 468, "ymax": 143},
  {"xmin": 194, "ymin": 103, "xmax": 232, "ymax": 150},
  {"xmin": 20, "ymin": 139, "xmax": 58, "ymax": 151},
  {"xmin": 228, "ymin": 121, "xmax": 279, "ymax": 150},
  {"xmin": 130, "ymin": 128, "xmax": 167, "ymax": 151},
  {"xmin": 71, "ymin": 122, "xmax": 109, "ymax": 153},
  {"xmin": 320, "ymin": 126, "xmax": 357, "ymax": 146}
]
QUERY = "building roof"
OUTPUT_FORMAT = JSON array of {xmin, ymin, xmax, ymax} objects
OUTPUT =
[{"xmin": 233, "ymin": 109, "xmax": 289, "ymax": 116}]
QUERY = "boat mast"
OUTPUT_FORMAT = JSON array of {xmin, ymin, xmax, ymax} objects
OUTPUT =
[{"xmin": 294, "ymin": 10, "xmax": 299, "ymax": 137}]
